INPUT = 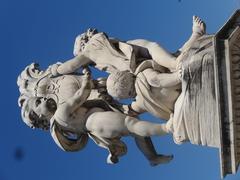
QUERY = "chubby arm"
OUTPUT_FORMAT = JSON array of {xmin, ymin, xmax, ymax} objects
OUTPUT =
[
  {"xmin": 53, "ymin": 54, "xmax": 92, "ymax": 75},
  {"xmin": 64, "ymin": 73, "xmax": 92, "ymax": 111}
]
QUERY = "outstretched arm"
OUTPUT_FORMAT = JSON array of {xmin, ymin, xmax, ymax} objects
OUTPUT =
[{"xmin": 51, "ymin": 54, "xmax": 92, "ymax": 75}]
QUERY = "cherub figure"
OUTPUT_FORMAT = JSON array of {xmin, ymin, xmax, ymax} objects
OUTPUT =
[
  {"xmin": 105, "ymin": 16, "xmax": 206, "ymax": 123},
  {"xmin": 18, "ymin": 63, "xmax": 173, "ymax": 166},
  {"xmin": 52, "ymin": 16, "xmax": 205, "ymax": 77},
  {"xmin": 106, "ymin": 62, "xmax": 180, "ymax": 121},
  {"xmin": 17, "ymin": 15, "xmax": 206, "ymax": 165},
  {"xmin": 50, "ymin": 16, "xmax": 205, "ymax": 122}
]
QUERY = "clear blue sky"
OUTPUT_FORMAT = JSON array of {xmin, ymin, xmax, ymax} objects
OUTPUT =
[{"xmin": 0, "ymin": 0, "xmax": 239, "ymax": 180}]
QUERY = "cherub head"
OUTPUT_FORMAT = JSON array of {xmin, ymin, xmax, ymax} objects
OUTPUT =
[
  {"xmin": 106, "ymin": 71, "xmax": 136, "ymax": 99},
  {"xmin": 20, "ymin": 97, "xmax": 57, "ymax": 130},
  {"xmin": 73, "ymin": 28, "xmax": 98, "ymax": 56}
]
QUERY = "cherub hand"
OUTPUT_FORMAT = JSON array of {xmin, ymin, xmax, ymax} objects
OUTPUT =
[
  {"xmin": 82, "ymin": 66, "xmax": 91, "ymax": 77},
  {"xmin": 81, "ymin": 76, "xmax": 91, "ymax": 89},
  {"xmin": 49, "ymin": 62, "xmax": 62, "ymax": 76},
  {"xmin": 82, "ymin": 66, "xmax": 92, "ymax": 86}
]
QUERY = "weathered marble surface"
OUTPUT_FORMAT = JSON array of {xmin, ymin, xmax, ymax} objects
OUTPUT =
[
  {"xmin": 171, "ymin": 34, "xmax": 219, "ymax": 147},
  {"xmin": 17, "ymin": 16, "xmax": 206, "ymax": 166},
  {"xmin": 17, "ymin": 64, "xmax": 173, "ymax": 165},
  {"xmin": 214, "ymin": 10, "xmax": 240, "ymax": 178},
  {"xmin": 16, "ymin": 11, "xmax": 240, "ymax": 178}
]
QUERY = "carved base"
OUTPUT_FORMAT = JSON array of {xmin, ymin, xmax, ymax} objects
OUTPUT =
[
  {"xmin": 177, "ymin": 10, "xmax": 240, "ymax": 178},
  {"xmin": 214, "ymin": 9, "xmax": 240, "ymax": 178}
]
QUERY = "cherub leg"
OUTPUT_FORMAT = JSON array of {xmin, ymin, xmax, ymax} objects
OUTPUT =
[
  {"xmin": 145, "ymin": 42, "xmax": 177, "ymax": 71},
  {"xmin": 134, "ymin": 136, "xmax": 173, "ymax": 166},
  {"xmin": 125, "ymin": 116, "xmax": 169, "ymax": 137},
  {"xmin": 148, "ymin": 16, "xmax": 206, "ymax": 71},
  {"xmin": 128, "ymin": 16, "xmax": 206, "ymax": 71},
  {"xmin": 175, "ymin": 16, "xmax": 206, "ymax": 70},
  {"xmin": 180, "ymin": 16, "xmax": 206, "ymax": 52},
  {"xmin": 86, "ymin": 111, "xmax": 170, "ymax": 138},
  {"xmin": 127, "ymin": 39, "xmax": 177, "ymax": 71}
]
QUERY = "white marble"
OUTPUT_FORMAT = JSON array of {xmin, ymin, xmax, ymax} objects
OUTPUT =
[
  {"xmin": 17, "ymin": 16, "xmax": 206, "ymax": 166},
  {"xmin": 17, "ymin": 63, "xmax": 172, "ymax": 165}
]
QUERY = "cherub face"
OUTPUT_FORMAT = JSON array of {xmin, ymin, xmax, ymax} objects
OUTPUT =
[
  {"xmin": 29, "ymin": 97, "xmax": 57, "ymax": 119},
  {"xmin": 73, "ymin": 28, "xmax": 98, "ymax": 56},
  {"xmin": 73, "ymin": 34, "xmax": 87, "ymax": 56}
]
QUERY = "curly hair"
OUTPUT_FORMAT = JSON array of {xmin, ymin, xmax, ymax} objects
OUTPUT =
[{"xmin": 106, "ymin": 71, "xmax": 136, "ymax": 99}]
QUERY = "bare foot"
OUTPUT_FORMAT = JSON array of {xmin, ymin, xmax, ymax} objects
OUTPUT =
[
  {"xmin": 192, "ymin": 15, "xmax": 206, "ymax": 36},
  {"xmin": 177, "ymin": 16, "xmax": 206, "ymax": 63},
  {"xmin": 150, "ymin": 154, "xmax": 174, "ymax": 166}
]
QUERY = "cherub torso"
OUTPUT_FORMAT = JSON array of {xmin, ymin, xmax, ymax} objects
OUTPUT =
[{"xmin": 37, "ymin": 74, "xmax": 84, "ymax": 104}]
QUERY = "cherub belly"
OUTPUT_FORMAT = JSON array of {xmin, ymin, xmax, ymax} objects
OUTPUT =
[{"xmin": 55, "ymin": 105, "xmax": 89, "ymax": 133}]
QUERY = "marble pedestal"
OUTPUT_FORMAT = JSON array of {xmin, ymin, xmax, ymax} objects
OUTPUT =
[
  {"xmin": 214, "ymin": 10, "xmax": 240, "ymax": 178},
  {"xmin": 180, "ymin": 10, "xmax": 240, "ymax": 178}
]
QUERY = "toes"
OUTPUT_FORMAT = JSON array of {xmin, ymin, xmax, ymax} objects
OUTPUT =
[
  {"xmin": 193, "ymin": 15, "xmax": 198, "ymax": 23},
  {"xmin": 201, "ymin": 23, "xmax": 206, "ymax": 33},
  {"xmin": 199, "ymin": 19, "xmax": 206, "ymax": 30},
  {"xmin": 193, "ymin": 15, "xmax": 196, "ymax": 21},
  {"xmin": 196, "ymin": 17, "xmax": 201, "ymax": 24},
  {"xmin": 193, "ymin": 15, "xmax": 203, "ymax": 25}
]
